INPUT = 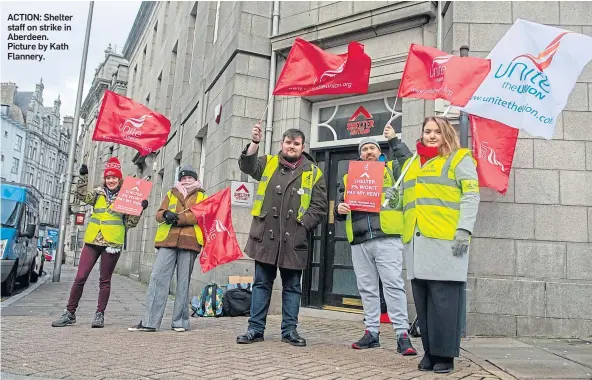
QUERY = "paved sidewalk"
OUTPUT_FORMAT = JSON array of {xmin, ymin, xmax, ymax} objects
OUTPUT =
[{"xmin": 0, "ymin": 265, "xmax": 589, "ymax": 380}]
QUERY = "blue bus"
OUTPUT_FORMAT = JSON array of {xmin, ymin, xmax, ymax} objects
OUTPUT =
[{"xmin": 1, "ymin": 182, "xmax": 43, "ymax": 296}]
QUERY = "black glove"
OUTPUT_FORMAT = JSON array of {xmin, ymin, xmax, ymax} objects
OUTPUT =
[
  {"xmin": 79, "ymin": 164, "xmax": 88, "ymax": 175},
  {"xmin": 141, "ymin": 200, "xmax": 149, "ymax": 210},
  {"xmin": 163, "ymin": 210, "xmax": 179, "ymax": 225}
]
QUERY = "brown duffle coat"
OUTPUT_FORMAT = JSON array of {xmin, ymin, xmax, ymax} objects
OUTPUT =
[{"xmin": 155, "ymin": 187, "xmax": 206, "ymax": 253}]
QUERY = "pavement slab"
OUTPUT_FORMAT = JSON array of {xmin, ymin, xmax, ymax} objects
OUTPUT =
[{"xmin": 0, "ymin": 265, "xmax": 585, "ymax": 380}]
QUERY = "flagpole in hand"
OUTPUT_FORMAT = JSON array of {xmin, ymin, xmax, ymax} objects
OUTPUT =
[{"xmin": 385, "ymin": 96, "xmax": 403, "ymax": 138}]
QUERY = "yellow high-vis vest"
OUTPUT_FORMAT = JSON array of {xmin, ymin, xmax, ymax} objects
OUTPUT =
[
  {"xmin": 401, "ymin": 148, "xmax": 477, "ymax": 243},
  {"xmin": 343, "ymin": 160, "xmax": 404, "ymax": 243},
  {"xmin": 154, "ymin": 191, "xmax": 207, "ymax": 245},
  {"xmin": 251, "ymin": 155, "xmax": 322, "ymax": 222},
  {"xmin": 84, "ymin": 195, "xmax": 125, "ymax": 245}
]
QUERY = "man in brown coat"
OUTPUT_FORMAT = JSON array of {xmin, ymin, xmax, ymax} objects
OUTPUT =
[{"xmin": 237, "ymin": 124, "xmax": 327, "ymax": 347}]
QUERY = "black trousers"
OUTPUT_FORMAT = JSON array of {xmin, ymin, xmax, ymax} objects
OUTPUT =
[{"xmin": 411, "ymin": 279, "xmax": 465, "ymax": 358}]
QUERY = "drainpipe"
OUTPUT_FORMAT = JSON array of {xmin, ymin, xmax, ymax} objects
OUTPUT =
[
  {"xmin": 436, "ymin": 1, "xmax": 443, "ymax": 50},
  {"xmin": 264, "ymin": 1, "xmax": 280, "ymax": 155}
]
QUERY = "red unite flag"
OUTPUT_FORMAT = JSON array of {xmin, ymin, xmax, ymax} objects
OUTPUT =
[
  {"xmin": 273, "ymin": 37, "xmax": 371, "ymax": 96},
  {"xmin": 470, "ymin": 115, "xmax": 519, "ymax": 195},
  {"xmin": 190, "ymin": 188, "xmax": 243, "ymax": 273},
  {"xmin": 398, "ymin": 44, "xmax": 491, "ymax": 107},
  {"xmin": 92, "ymin": 90, "xmax": 171, "ymax": 156}
]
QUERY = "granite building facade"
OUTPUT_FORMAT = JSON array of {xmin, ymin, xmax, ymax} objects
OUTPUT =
[
  {"xmin": 75, "ymin": 1, "xmax": 592, "ymax": 337},
  {"xmin": 1, "ymin": 80, "xmax": 72, "ymax": 247}
]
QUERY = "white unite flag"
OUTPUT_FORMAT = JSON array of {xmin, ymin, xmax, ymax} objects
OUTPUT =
[{"xmin": 457, "ymin": 19, "xmax": 592, "ymax": 139}]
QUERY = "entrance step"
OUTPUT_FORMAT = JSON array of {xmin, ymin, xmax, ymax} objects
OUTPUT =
[{"xmin": 301, "ymin": 306, "xmax": 363, "ymax": 322}]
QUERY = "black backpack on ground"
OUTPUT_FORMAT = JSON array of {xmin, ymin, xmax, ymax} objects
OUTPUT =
[{"xmin": 223, "ymin": 284, "xmax": 252, "ymax": 317}]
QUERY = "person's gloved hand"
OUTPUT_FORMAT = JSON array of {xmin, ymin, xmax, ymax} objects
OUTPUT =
[
  {"xmin": 385, "ymin": 187, "xmax": 402, "ymax": 210},
  {"xmin": 452, "ymin": 229, "xmax": 471, "ymax": 257},
  {"xmin": 385, "ymin": 187, "xmax": 397, "ymax": 200},
  {"xmin": 141, "ymin": 200, "xmax": 149, "ymax": 210},
  {"xmin": 79, "ymin": 164, "xmax": 88, "ymax": 175},
  {"xmin": 163, "ymin": 210, "xmax": 179, "ymax": 225}
]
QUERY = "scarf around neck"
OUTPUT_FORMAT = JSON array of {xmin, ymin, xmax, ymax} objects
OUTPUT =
[
  {"xmin": 416, "ymin": 140, "xmax": 440, "ymax": 165},
  {"xmin": 280, "ymin": 154, "xmax": 304, "ymax": 171},
  {"xmin": 175, "ymin": 179, "xmax": 202, "ymax": 200},
  {"xmin": 104, "ymin": 185, "xmax": 120, "ymax": 204}
]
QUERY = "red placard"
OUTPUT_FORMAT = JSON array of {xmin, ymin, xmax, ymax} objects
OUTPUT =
[
  {"xmin": 75, "ymin": 213, "xmax": 85, "ymax": 225},
  {"xmin": 111, "ymin": 177, "xmax": 153, "ymax": 216},
  {"xmin": 344, "ymin": 161, "xmax": 385, "ymax": 213}
]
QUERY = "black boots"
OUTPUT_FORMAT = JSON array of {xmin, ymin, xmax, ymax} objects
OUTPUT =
[
  {"xmin": 236, "ymin": 329, "xmax": 264, "ymax": 344},
  {"xmin": 281, "ymin": 330, "xmax": 306, "ymax": 347},
  {"xmin": 419, "ymin": 353, "xmax": 454, "ymax": 373},
  {"xmin": 433, "ymin": 357, "xmax": 454, "ymax": 374},
  {"xmin": 418, "ymin": 353, "xmax": 434, "ymax": 371}
]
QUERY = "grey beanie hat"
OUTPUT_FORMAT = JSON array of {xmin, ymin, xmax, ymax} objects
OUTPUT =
[
  {"xmin": 358, "ymin": 137, "xmax": 381, "ymax": 155},
  {"xmin": 178, "ymin": 164, "xmax": 198, "ymax": 181}
]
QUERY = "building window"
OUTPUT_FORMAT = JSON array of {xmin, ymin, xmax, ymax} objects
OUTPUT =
[
  {"xmin": 198, "ymin": 136, "xmax": 207, "ymax": 185},
  {"xmin": 189, "ymin": 2, "xmax": 198, "ymax": 82},
  {"xmin": 15, "ymin": 135, "xmax": 23, "ymax": 152},
  {"xmin": 4, "ymin": 131, "xmax": 7, "ymax": 138},
  {"xmin": 11, "ymin": 158, "xmax": 19, "ymax": 174},
  {"xmin": 311, "ymin": 91, "xmax": 402, "ymax": 148},
  {"xmin": 1, "ymin": 154, "xmax": 3, "ymax": 162},
  {"xmin": 213, "ymin": 1, "xmax": 221, "ymax": 43}
]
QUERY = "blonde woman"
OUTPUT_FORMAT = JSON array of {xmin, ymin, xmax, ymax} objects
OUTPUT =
[{"xmin": 394, "ymin": 116, "xmax": 479, "ymax": 374}]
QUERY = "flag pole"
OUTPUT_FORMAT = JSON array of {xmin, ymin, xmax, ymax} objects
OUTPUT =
[
  {"xmin": 458, "ymin": 44, "xmax": 470, "ymax": 338},
  {"xmin": 459, "ymin": 45, "xmax": 470, "ymax": 148},
  {"xmin": 53, "ymin": 1, "xmax": 94, "ymax": 282}
]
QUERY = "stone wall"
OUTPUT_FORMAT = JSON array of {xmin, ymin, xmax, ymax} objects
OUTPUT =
[
  {"xmin": 445, "ymin": 1, "xmax": 592, "ymax": 338},
  {"xmin": 111, "ymin": 1, "xmax": 591, "ymax": 337}
]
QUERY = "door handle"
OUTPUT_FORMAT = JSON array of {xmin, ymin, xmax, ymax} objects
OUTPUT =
[{"xmin": 328, "ymin": 200, "xmax": 335, "ymax": 224}]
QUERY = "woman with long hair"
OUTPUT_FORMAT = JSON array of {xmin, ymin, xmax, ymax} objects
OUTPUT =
[
  {"xmin": 398, "ymin": 116, "xmax": 480, "ymax": 373},
  {"xmin": 52, "ymin": 157, "xmax": 147, "ymax": 328},
  {"xmin": 128, "ymin": 164, "xmax": 206, "ymax": 332}
]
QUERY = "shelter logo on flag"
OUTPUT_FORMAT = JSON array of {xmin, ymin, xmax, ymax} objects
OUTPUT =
[{"xmin": 458, "ymin": 19, "xmax": 592, "ymax": 139}]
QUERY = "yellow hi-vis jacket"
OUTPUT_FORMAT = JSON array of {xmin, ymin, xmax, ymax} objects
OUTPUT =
[
  {"xmin": 251, "ymin": 155, "xmax": 322, "ymax": 222},
  {"xmin": 84, "ymin": 195, "xmax": 125, "ymax": 245},
  {"xmin": 154, "ymin": 190, "xmax": 207, "ymax": 245},
  {"xmin": 401, "ymin": 148, "xmax": 478, "ymax": 243}
]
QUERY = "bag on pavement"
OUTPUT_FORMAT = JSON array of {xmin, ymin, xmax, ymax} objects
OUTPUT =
[
  {"xmin": 223, "ymin": 283, "xmax": 252, "ymax": 317},
  {"xmin": 191, "ymin": 283, "xmax": 224, "ymax": 317}
]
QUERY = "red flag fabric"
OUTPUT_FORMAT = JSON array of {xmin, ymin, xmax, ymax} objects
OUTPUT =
[
  {"xmin": 470, "ymin": 115, "xmax": 519, "ymax": 195},
  {"xmin": 92, "ymin": 90, "xmax": 171, "ymax": 156},
  {"xmin": 273, "ymin": 37, "xmax": 371, "ymax": 96},
  {"xmin": 190, "ymin": 188, "xmax": 243, "ymax": 273},
  {"xmin": 398, "ymin": 44, "xmax": 491, "ymax": 107}
]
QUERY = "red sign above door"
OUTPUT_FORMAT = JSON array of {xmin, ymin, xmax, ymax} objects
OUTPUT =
[{"xmin": 347, "ymin": 106, "xmax": 374, "ymax": 136}]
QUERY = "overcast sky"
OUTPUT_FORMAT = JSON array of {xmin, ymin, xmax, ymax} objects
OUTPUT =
[{"xmin": 1, "ymin": 1, "xmax": 141, "ymax": 122}]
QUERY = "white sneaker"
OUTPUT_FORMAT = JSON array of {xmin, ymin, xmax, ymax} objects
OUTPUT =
[{"xmin": 172, "ymin": 327, "xmax": 186, "ymax": 332}]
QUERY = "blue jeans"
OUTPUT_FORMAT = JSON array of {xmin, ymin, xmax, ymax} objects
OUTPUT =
[{"xmin": 248, "ymin": 261, "xmax": 302, "ymax": 336}]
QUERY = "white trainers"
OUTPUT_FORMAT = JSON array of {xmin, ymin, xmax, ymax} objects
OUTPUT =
[{"xmin": 172, "ymin": 327, "xmax": 186, "ymax": 332}]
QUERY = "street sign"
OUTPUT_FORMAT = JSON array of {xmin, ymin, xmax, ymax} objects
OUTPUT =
[
  {"xmin": 75, "ymin": 213, "xmax": 85, "ymax": 225},
  {"xmin": 231, "ymin": 181, "xmax": 254, "ymax": 207}
]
